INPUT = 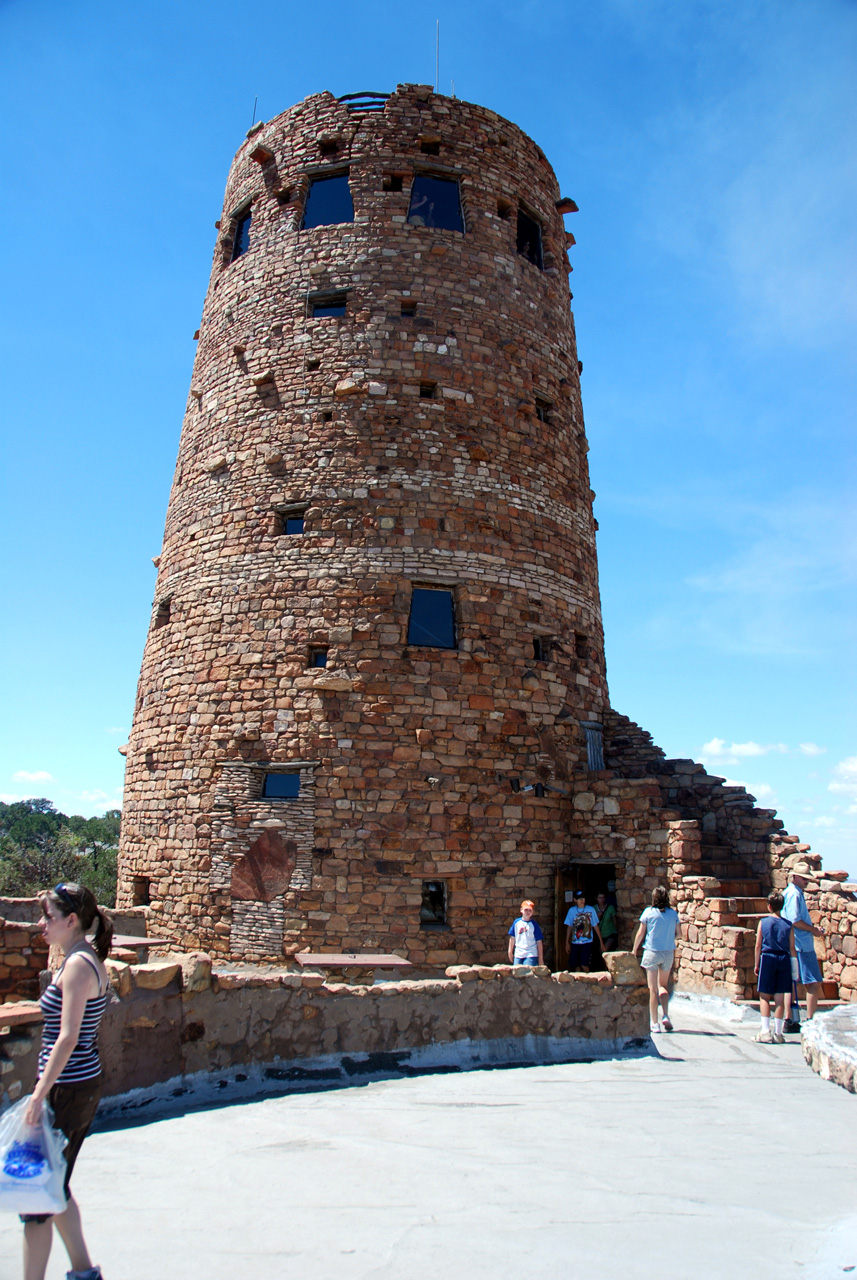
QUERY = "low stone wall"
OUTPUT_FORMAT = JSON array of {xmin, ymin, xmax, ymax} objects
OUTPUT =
[
  {"xmin": 802, "ymin": 1005, "xmax": 857, "ymax": 1094},
  {"xmin": 0, "ymin": 918, "xmax": 46, "ymax": 1003},
  {"xmin": 0, "ymin": 952, "xmax": 649, "ymax": 1110}
]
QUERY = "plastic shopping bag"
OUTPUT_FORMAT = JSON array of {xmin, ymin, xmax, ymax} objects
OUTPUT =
[{"xmin": 0, "ymin": 1096, "xmax": 67, "ymax": 1214}]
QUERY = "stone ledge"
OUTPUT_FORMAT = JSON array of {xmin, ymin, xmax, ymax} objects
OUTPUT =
[{"xmin": 802, "ymin": 1004, "xmax": 857, "ymax": 1094}]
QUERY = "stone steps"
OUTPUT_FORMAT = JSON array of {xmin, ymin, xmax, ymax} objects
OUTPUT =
[
  {"xmin": 702, "ymin": 860, "xmax": 755, "ymax": 879},
  {"xmin": 718, "ymin": 880, "xmax": 763, "ymax": 897}
]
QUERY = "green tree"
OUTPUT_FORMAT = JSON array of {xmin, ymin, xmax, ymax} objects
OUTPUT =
[{"xmin": 0, "ymin": 800, "xmax": 120, "ymax": 905}]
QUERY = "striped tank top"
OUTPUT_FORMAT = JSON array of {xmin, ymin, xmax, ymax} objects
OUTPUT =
[{"xmin": 38, "ymin": 951, "xmax": 108, "ymax": 1084}]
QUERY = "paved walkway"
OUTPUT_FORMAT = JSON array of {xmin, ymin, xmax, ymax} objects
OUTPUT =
[{"xmin": 0, "ymin": 1006, "xmax": 854, "ymax": 1279}]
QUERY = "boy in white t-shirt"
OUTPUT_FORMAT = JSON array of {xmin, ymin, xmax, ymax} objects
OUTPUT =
[{"xmin": 507, "ymin": 900, "xmax": 544, "ymax": 967}]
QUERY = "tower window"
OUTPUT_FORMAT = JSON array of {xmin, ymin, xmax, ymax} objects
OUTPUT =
[
  {"xmin": 420, "ymin": 880, "xmax": 448, "ymax": 928},
  {"xmin": 535, "ymin": 398, "xmax": 552, "ymax": 423},
  {"xmin": 532, "ymin": 635, "xmax": 551, "ymax": 661},
  {"xmin": 153, "ymin": 598, "xmax": 171, "ymax": 629},
  {"xmin": 517, "ymin": 208, "xmax": 543, "ymax": 269},
  {"xmin": 419, "ymin": 380, "xmax": 437, "ymax": 399},
  {"xmin": 230, "ymin": 209, "xmax": 252, "ymax": 262},
  {"xmin": 262, "ymin": 772, "xmax": 301, "ymax": 800},
  {"xmin": 407, "ymin": 175, "xmax": 464, "ymax": 232},
  {"xmin": 302, "ymin": 173, "xmax": 354, "ymax": 228},
  {"xmin": 276, "ymin": 504, "xmax": 307, "ymax": 535},
  {"xmin": 308, "ymin": 647, "xmax": 329, "ymax": 668},
  {"xmin": 131, "ymin": 876, "xmax": 151, "ymax": 907},
  {"xmin": 574, "ymin": 632, "xmax": 589, "ymax": 660},
  {"xmin": 420, "ymin": 138, "xmax": 441, "ymax": 156},
  {"xmin": 407, "ymin": 587, "xmax": 456, "ymax": 649},
  {"xmin": 581, "ymin": 723, "xmax": 605, "ymax": 772},
  {"xmin": 383, "ymin": 174, "xmax": 404, "ymax": 192},
  {"xmin": 310, "ymin": 291, "xmax": 348, "ymax": 318},
  {"xmin": 401, "ymin": 301, "xmax": 417, "ymax": 317}
]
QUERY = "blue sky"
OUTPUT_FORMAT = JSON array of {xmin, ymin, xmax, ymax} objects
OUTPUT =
[{"xmin": 1, "ymin": 0, "xmax": 854, "ymax": 871}]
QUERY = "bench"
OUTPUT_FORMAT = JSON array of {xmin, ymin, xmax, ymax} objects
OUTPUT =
[{"xmin": 294, "ymin": 952, "xmax": 413, "ymax": 982}]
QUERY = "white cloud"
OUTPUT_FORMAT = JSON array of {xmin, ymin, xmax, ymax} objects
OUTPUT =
[
  {"xmin": 0, "ymin": 793, "xmax": 28, "ymax": 805},
  {"xmin": 701, "ymin": 739, "xmax": 787, "ymax": 765},
  {"xmin": 829, "ymin": 757, "xmax": 857, "ymax": 799},
  {"xmin": 813, "ymin": 816, "xmax": 837, "ymax": 828},
  {"xmin": 104, "ymin": 727, "xmax": 128, "ymax": 736},
  {"xmin": 799, "ymin": 743, "xmax": 827, "ymax": 757},
  {"xmin": 12, "ymin": 770, "xmax": 54, "ymax": 783}
]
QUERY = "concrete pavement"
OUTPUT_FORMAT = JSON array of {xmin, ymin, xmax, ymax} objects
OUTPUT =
[{"xmin": 0, "ymin": 1004, "xmax": 854, "ymax": 1280}]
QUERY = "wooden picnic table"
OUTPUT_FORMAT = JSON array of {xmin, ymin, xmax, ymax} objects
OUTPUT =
[{"xmin": 110, "ymin": 934, "xmax": 174, "ymax": 952}]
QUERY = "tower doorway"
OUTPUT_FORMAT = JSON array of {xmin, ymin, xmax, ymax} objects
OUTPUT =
[{"xmin": 554, "ymin": 862, "xmax": 617, "ymax": 972}]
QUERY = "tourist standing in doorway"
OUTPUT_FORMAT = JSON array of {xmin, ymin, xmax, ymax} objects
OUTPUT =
[
  {"xmin": 21, "ymin": 883, "xmax": 111, "ymax": 1280},
  {"xmin": 632, "ymin": 886, "xmax": 679, "ymax": 1034},
  {"xmin": 596, "ymin": 892, "xmax": 618, "ymax": 954},
  {"xmin": 754, "ymin": 890, "xmax": 798, "ymax": 1044},
  {"xmin": 782, "ymin": 863, "xmax": 826, "ymax": 1030},
  {"xmin": 507, "ymin": 900, "xmax": 544, "ymax": 967},
  {"xmin": 564, "ymin": 891, "xmax": 603, "ymax": 972}
]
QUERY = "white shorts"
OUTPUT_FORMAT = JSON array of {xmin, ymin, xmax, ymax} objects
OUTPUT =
[{"xmin": 641, "ymin": 949, "xmax": 674, "ymax": 972}]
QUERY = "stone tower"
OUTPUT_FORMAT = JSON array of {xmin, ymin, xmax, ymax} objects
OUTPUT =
[
  {"xmin": 118, "ymin": 84, "xmax": 604, "ymax": 963},
  {"xmin": 119, "ymin": 85, "xmax": 808, "ymax": 986}
]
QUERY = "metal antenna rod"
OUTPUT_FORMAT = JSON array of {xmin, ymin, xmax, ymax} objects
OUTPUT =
[
  {"xmin": 435, "ymin": 20, "xmax": 439, "ymax": 93},
  {"xmin": 251, "ymin": 95, "xmax": 258, "ymax": 128}
]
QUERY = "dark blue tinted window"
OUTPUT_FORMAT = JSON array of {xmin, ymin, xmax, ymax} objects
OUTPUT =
[
  {"xmin": 311, "ymin": 299, "xmax": 346, "ymax": 318},
  {"xmin": 302, "ymin": 174, "xmax": 354, "ymax": 228},
  {"xmin": 263, "ymin": 772, "xmax": 300, "ymax": 799},
  {"xmin": 231, "ymin": 210, "xmax": 252, "ymax": 261},
  {"xmin": 310, "ymin": 648, "xmax": 328, "ymax": 668},
  {"xmin": 407, "ymin": 176, "xmax": 464, "ymax": 232},
  {"xmin": 516, "ymin": 209, "xmax": 543, "ymax": 268},
  {"xmin": 284, "ymin": 516, "xmax": 304, "ymax": 534},
  {"xmin": 407, "ymin": 588, "xmax": 456, "ymax": 648}
]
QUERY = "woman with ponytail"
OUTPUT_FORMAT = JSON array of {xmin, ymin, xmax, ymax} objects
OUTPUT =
[
  {"xmin": 632, "ymin": 885, "xmax": 679, "ymax": 1036},
  {"xmin": 20, "ymin": 883, "xmax": 112, "ymax": 1280}
]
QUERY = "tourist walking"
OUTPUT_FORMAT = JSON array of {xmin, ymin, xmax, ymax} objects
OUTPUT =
[
  {"xmin": 21, "ymin": 883, "xmax": 112, "ymax": 1280},
  {"xmin": 632, "ymin": 886, "xmax": 679, "ymax": 1034},
  {"xmin": 754, "ymin": 890, "xmax": 798, "ymax": 1044},
  {"xmin": 507, "ymin": 900, "xmax": 544, "ymax": 967},
  {"xmin": 782, "ymin": 863, "xmax": 826, "ymax": 1030}
]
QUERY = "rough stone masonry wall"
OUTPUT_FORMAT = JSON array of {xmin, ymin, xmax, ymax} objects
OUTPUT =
[
  {"xmin": 1, "ymin": 952, "xmax": 648, "ymax": 1107},
  {"xmin": 118, "ymin": 84, "xmax": 611, "ymax": 964},
  {"xmin": 0, "ymin": 917, "xmax": 46, "ymax": 1003}
]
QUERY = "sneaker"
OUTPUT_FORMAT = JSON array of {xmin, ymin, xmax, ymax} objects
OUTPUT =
[
  {"xmin": 662, "ymin": 1017, "xmax": 673, "ymax": 1032},
  {"xmin": 783, "ymin": 1019, "xmax": 801, "ymax": 1034},
  {"xmin": 66, "ymin": 1269, "xmax": 102, "ymax": 1280},
  {"xmin": 754, "ymin": 1031, "xmax": 774, "ymax": 1043},
  {"xmin": 773, "ymin": 1033, "xmax": 785, "ymax": 1044},
  {"xmin": 650, "ymin": 1023, "xmax": 662, "ymax": 1034}
]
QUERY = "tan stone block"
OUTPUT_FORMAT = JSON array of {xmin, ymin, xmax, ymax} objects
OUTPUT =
[
  {"xmin": 301, "ymin": 972, "xmax": 325, "ymax": 988},
  {"xmin": 180, "ymin": 951, "xmax": 212, "ymax": 992},
  {"xmin": 131, "ymin": 962, "xmax": 181, "ymax": 990},
  {"xmin": 603, "ymin": 952, "xmax": 644, "ymax": 986},
  {"xmin": 105, "ymin": 960, "xmax": 132, "ymax": 998}
]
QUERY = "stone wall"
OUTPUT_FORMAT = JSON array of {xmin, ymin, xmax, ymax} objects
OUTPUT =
[
  {"xmin": 1, "ymin": 951, "xmax": 648, "ymax": 1107},
  {"xmin": 117, "ymin": 84, "xmax": 609, "ymax": 964},
  {"xmin": 0, "ymin": 918, "xmax": 46, "ymax": 1003}
]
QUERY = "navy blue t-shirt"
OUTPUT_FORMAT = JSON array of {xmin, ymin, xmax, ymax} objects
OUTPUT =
[{"xmin": 760, "ymin": 915, "xmax": 792, "ymax": 956}]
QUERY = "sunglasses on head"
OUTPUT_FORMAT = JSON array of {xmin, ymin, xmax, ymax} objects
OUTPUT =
[{"xmin": 54, "ymin": 883, "xmax": 77, "ymax": 912}]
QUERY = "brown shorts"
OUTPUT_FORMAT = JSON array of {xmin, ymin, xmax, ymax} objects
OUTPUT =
[{"xmin": 20, "ymin": 1075, "xmax": 103, "ymax": 1223}]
